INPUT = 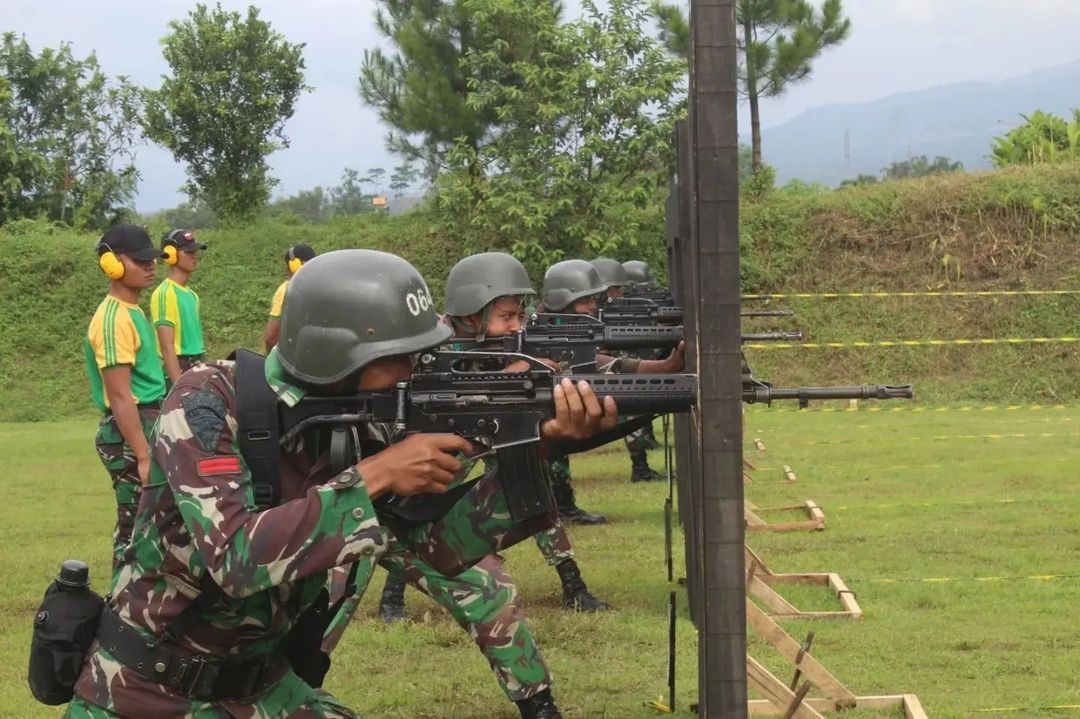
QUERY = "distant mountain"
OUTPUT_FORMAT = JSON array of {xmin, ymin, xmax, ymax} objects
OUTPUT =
[{"xmin": 758, "ymin": 59, "xmax": 1080, "ymax": 187}]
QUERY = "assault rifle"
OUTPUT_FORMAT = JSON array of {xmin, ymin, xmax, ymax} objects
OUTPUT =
[
  {"xmin": 742, "ymin": 330, "xmax": 804, "ymax": 343},
  {"xmin": 600, "ymin": 297, "xmax": 684, "ymax": 325},
  {"xmin": 278, "ymin": 350, "xmax": 697, "ymax": 525},
  {"xmin": 536, "ymin": 311, "xmax": 800, "ymax": 347},
  {"xmin": 623, "ymin": 284, "xmax": 677, "ymax": 307},
  {"xmin": 742, "ymin": 309, "xmax": 794, "ymax": 318},
  {"xmin": 440, "ymin": 313, "xmax": 684, "ymax": 372},
  {"xmin": 740, "ymin": 354, "xmax": 912, "ymax": 408}
]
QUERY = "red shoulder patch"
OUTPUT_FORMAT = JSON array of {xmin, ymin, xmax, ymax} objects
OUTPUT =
[{"xmin": 197, "ymin": 456, "xmax": 241, "ymax": 476}]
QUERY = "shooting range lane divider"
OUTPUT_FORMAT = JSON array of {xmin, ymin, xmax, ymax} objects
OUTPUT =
[
  {"xmin": 744, "ymin": 453, "xmax": 1076, "ymax": 484},
  {"xmin": 852, "ymin": 573, "xmax": 1080, "ymax": 585},
  {"xmin": 743, "ymin": 290, "xmax": 1080, "ymax": 299},
  {"xmin": 973, "ymin": 704, "xmax": 1080, "ymax": 714},
  {"xmin": 765, "ymin": 431, "xmax": 1080, "ymax": 447},
  {"xmin": 743, "ymin": 336, "xmax": 1080, "ymax": 350}
]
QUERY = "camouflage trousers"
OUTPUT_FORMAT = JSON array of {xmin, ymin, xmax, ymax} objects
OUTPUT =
[
  {"xmin": 533, "ymin": 520, "xmax": 574, "ymax": 566},
  {"xmin": 94, "ymin": 406, "xmax": 159, "ymax": 584},
  {"xmin": 64, "ymin": 666, "xmax": 361, "ymax": 718},
  {"xmin": 333, "ymin": 550, "xmax": 551, "ymax": 702}
]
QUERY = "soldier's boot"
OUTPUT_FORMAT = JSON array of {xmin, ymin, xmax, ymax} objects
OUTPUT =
[
  {"xmin": 642, "ymin": 423, "xmax": 662, "ymax": 450},
  {"xmin": 556, "ymin": 559, "xmax": 612, "ymax": 612},
  {"xmin": 630, "ymin": 446, "xmax": 665, "ymax": 482},
  {"xmin": 516, "ymin": 689, "xmax": 563, "ymax": 719},
  {"xmin": 553, "ymin": 478, "xmax": 606, "ymax": 525},
  {"xmin": 378, "ymin": 573, "xmax": 409, "ymax": 623}
]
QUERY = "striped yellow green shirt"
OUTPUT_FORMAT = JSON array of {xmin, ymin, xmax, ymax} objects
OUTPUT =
[
  {"xmin": 150, "ymin": 278, "xmax": 205, "ymax": 356},
  {"xmin": 84, "ymin": 296, "xmax": 167, "ymax": 412},
  {"xmin": 269, "ymin": 280, "xmax": 289, "ymax": 319}
]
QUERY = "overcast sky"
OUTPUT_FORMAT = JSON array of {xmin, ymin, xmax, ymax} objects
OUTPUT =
[{"xmin": 7, "ymin": 0, "xmax": 1080, "ymax": 211}]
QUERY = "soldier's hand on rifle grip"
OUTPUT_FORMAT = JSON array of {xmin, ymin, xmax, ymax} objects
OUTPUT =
[
  {"xmin": 541, "ymin": 378, "xmax": 619, "ymax": 443},
  {"xmin": 640, "ymin": 341, "xmax": 686, "ymax": 373},
  {"xmin": 357, "ymin": 434, "xmax": 474, "ymax": 499}
]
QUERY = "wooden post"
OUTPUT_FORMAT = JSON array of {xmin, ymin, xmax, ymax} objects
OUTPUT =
[{"xmin": 689, "ymin": 0, "xmax": 746, "ymax": 715}]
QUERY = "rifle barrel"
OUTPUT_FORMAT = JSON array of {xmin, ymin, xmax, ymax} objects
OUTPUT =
[{"xmin": 743, "ymin": 384, "xmax": 914, "ymax": 405}]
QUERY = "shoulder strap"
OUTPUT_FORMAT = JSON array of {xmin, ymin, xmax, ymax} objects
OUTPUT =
[{"xmin": 233, "ymin": 348, "xmax": 281, "ymax": 511}]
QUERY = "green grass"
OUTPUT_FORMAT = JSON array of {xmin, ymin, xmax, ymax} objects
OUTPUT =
[{"xmin": 2, "ymin": 408, "xmax": 1078, "ymax": 717}]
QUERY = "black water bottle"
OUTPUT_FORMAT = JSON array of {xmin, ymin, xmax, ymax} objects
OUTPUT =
[
  {"xmin": 28, "ymin": 559, "xmax": 104, "ymax": 705},
  {"xmin": 55, "ymin": 559, "xmax": 91, "ymax": 591}
]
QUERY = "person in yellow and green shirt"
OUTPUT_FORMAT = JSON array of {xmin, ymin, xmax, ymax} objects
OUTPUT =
[
  {"xmin": 150, "ymin": 228, "xmax": 208, "ymax": 383},
  {"xmin": 263, "ymin": 243, "xmax": 316, "ymax": 351},
  {"xmin": 84, "ymin": 224, "xmax": 168, "ymax": 580}
]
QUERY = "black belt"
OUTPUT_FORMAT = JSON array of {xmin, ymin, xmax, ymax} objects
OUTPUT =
[
  {"xmin": 137, "ymin": 400, "xmax": 162, "ymax": 411},
  {"xmin": 97, "ymin": 609, "xmax": 282, "ymax": 700}
]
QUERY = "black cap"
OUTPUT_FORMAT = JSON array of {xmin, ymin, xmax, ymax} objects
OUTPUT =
[
  {"xmin": 163, "ymin": 228, "xmax": 208, "ymax": 252},
  {"xmin": 98, "ymin": 224, "xmax": 168, "ymax": 262},
  {"xmin": 286, "ymin": 244, "xmax": 317, "ymax": 263}
]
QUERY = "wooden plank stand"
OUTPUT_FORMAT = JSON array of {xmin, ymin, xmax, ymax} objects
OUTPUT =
[
  {"xmin": 745, "ymin": 599, "xmax": 928, "ymax": 718},
  {"xmin": 746, "ymin": 500, "xmax": 826, "ymax": 533},
  {"xmin": 745, "ymin": 546, "xmax": 862, "ymax": 620}
]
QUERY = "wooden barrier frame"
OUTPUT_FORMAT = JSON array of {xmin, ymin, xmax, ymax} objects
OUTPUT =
[
  {"xmin": 746, "ymin": 500, "xmax": 826, "ymax": 532},
  {"xmin": 745, "ymin": 546, "xmax": 862, "ymax": 620},
  {"xmin": 746, "ymin": 600, "xmax": 928, "ymax": 718}
]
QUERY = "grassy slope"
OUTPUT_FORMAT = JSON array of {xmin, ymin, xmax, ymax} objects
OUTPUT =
[
  {"xmin": 2, "ymin": 410, "xmax": 1078, "ymax": 717},
  {"xmin": 1, "ymin": 162, "xmax": 1079, "ymax": 420}
]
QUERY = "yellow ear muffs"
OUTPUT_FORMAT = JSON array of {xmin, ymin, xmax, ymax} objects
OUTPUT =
[
  {"xmin": 163, "ymin": 244, "xmax": 179, "ymax": 266},
  {"xmin": 99, "ymin": 250, "xmax": 125, "ymax": 280},
  {"xmin": 288, "ymin": 255, "xmax": 304, "ymax": 275}
]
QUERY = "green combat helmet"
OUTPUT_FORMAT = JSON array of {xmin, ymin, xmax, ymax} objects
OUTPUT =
[
  {"xmin": 277, "ymin": 249, "xmax": 452, "ymax": 385},
  {"xmin": 444, "ymin": 252, "xmax": 535, "ymax": 339},
  {"xmin": 542, "ymin": 259, "xmax": 608, "ymax": 312},
  {"xmin": 589, "ymin": 258, "xmax": 630, "ymax": 288},
  {"xmin": 622, "ymin": 260, "xmax": 657, "ymax": 288},
  {"xmin": 444, "ymin": 252, "xmax": 535, "ymax": 317}
]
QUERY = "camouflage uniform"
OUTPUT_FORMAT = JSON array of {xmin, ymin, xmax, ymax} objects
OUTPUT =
[
  {"xmin": 93, "ymin": 406, "xmax": 160, "ymax": 583},
  {"xmin": 68, "ymin": 353, "xmax": 553, "ymax": 717}
]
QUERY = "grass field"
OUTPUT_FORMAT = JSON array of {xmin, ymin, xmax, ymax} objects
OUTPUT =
[{"xmin": 2, "ymin": 407, "xmax": 1079, "ymax": 718}]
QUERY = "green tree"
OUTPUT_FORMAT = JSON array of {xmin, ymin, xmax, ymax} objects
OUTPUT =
[
  {"xmin": 328, "ymin": 168, "xmax": 373, "ymax": 216},
  {"xmin": 838, "ymin": 173, "xmax": 878, "ymax": 188},
  {"xmin": 358, "ymin": 0, "xmax": 562, "ymax": 177},
  {"xmin": 266, "ymin": 186, "xmax": 330, "ymax": 223},
  {"xmin": 991, "ymin": 110, "xmax": 1080, "ymax": 168},
  {"xmin": 0, "ymin": 34, "xmax": 141, "ymax": 228},
  {"xmin": 436, "ymin": 0, "xmax": 684, "ymax": 272},
  {"xmin": 364, "ymin": 167, "xmax": 387, "ymax": 195},
  {"xmin": 389, "ymin": 162, "xmax": 419, "ymax": 196},
  {"xmin": 143, "ymin": 4, "xmax": 308, "ymax": 222},
  {"xmin": 652, "ymin": 0, "xmax": 851, "ymax": 173},
  {"xmin": 881, "ymin": 155, "xmax": 963, "ymax": 181}
]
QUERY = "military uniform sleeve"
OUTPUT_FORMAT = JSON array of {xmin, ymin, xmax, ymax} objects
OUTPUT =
[
  {"xmin": 596, "ymin": 353, "xmax": 640, "ymax": 374},
  {"xmin": 153, "ymin": 365, "xmax": 387, "ymax": 598},
  {"xmin": 152, "ymin": 284, "xmax": 179, "ymax": 329},
  {"xmin": 92, "ymin": 305, "xmax": 139, "ymax": 369},
  {"xmin": 269, "ymin": 282, "xmax": 287, "ymax": 319}
]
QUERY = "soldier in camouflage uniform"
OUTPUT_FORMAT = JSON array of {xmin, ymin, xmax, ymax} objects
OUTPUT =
[
  {"xmin": 590, "ymin": 258, "xmax": 664, "ymax": 482},
  {"xmin": 537, "ymin": 260, "xmax": 687, "ymax": 509},
  {"xmin": 621, "ymin": 260, "xmax": 664, "ymax": 451},
  {"xmin": 65, "ymin": 250, "xmax": 616, "ymax": 719},
  {"xmin": 375, "ymin": 252, "xmax": 612, "ymax": 636}
]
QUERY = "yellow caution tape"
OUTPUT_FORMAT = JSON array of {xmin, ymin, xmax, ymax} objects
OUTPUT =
[
  {"xmin": 743, "ymin": 337, "xmax": 1080, "ymax": 350},
  {"xmin": 743, "ymin": 290, "xmax": 1080, "ymax": 299},
  {"xmin": 646, "ymin": 697, "xmax": 673, "ymax": 713}
]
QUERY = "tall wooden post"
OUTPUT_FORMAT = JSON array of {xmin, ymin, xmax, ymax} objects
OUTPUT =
[{"xmin": 689, "ymin": 0, "xmax": 746, "ymax": 715}]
